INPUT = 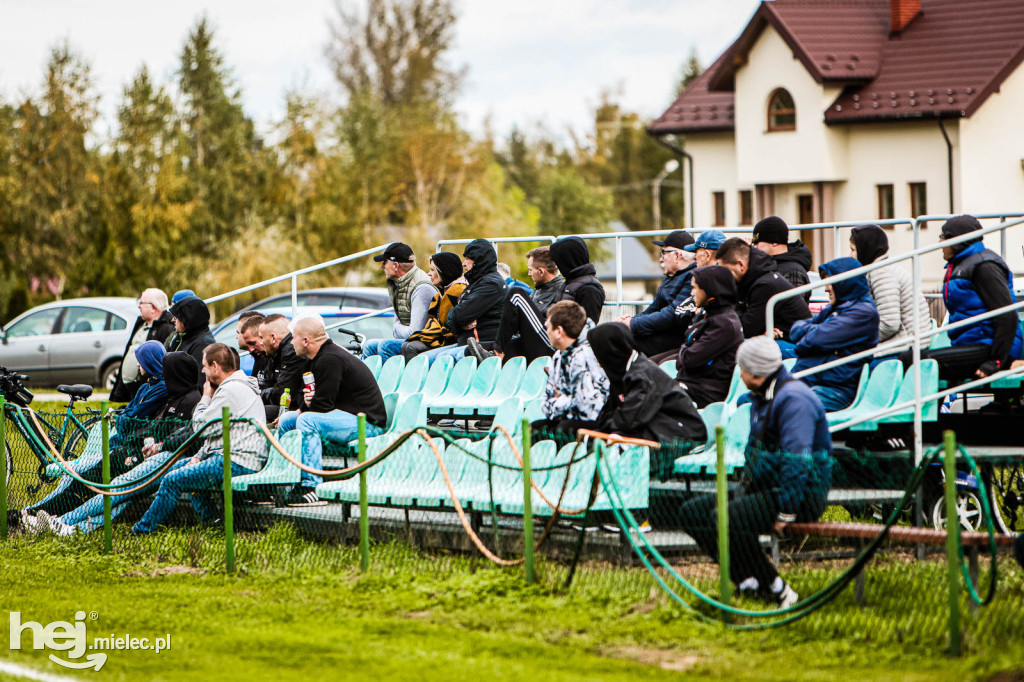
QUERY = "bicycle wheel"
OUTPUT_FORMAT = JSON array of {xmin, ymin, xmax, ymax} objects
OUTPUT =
[
  {"xmin": 62, "ymin": 415, "xmax": 101, "ymax": 461},
  {"xmin": 990, "ymin": 463, "xmax": 1023, "ymax": 534}
]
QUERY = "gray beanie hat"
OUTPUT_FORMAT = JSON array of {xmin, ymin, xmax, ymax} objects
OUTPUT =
[{"xmin": 736, "ymin": 336, "xmax": 783, "ymax": 377}]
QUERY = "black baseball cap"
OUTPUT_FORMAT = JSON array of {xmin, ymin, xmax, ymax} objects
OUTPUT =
[
  {"xmin": 373, "ymin": 242, "xmax": 415, "ymax": 263},
  {"xmin": 652, "ymin": 230, "xmax": 695, "ymax": 250}
]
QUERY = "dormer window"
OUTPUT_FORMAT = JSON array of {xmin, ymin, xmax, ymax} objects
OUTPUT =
[{"xmin": 767, "ymin": 89, "xmax": 796, "ymax": 131}]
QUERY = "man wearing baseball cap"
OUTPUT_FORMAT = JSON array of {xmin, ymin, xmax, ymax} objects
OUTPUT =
[
  {"xmin": 618, "ymin": 230, "xmax": 698, "ymax": 358},
  {"xmin": 751, "ymin": 216, "xmax": 812, "ymax": 299},
  {"xmin": 684, "ymin": 229, "xmax": 727, "ymax": 268},
  {"xmin": 363, "ymin": 242, "xmax": 435, "ymax": 359}
]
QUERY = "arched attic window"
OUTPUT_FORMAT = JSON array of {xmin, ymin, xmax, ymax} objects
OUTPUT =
[{"xmin": 767, "ymin": 88, "xmax": 796, "ymax": 131}]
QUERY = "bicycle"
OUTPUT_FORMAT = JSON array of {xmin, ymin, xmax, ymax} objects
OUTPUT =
[{"xmin": 0, "ymin": 366, "xmax": 103, "ymax": 493}]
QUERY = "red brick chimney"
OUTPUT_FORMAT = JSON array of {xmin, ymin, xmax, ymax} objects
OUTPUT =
[{"xmin": 891, "ymin": 0, "xmax": 921, "ymax": 33}]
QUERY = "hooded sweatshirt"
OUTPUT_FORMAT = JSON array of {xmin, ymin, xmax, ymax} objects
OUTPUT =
[
  {"xmin": 737, "ymin": 247, "xmax": 811, "ymax": 340},
  {"xmin": 550, "ymin": 237, "xmax": 605, "ymax": 322},
  {"xmin": 851, "ymin": 225, "xmax": 931, "ymax": 345},
  {"xmin": 111, "ymin": 341, "xmax": 169, "ymax": 450},
  {"xmin": 675, "ymin": 265, "xmax": 744, "ymax": 407},
  {"xmin": 790, "ymin": 257, "xmax": 879, "ymax": 408},
  {"xmin": 773, "ymin": 240, "xmax": 813, "ymax": 297},
  {"xmin": 158, "ymin": 352, "xmax": 202, "ymax": 421},
  {"xmin": 589, "ymin": 323, "xmax": 706, "ymax": 476},
  {"xmin": 193, "ymin": 370, "xmax": 268, "ymax": 471},
  {"xmin": 166, "ymin": 297, "xmax": 216, "ymax": 388},
  {"xmin": 445, "ymin": 239, "xmax": 508, "ymax": 344}
]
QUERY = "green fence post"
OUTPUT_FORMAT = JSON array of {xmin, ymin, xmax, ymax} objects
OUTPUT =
[
  {"xmin": 358, "ymin": 413, "xmax": 369, "ymax": 572},
  {"xmin": 521, "ymin": 418, "xmax": 535, "ymax": 585},
  {"xmin": 715, "ymin": 425, "xmax": 731, "ymax": 613},
  {"xmin": 102, "ymin": 400, "xmax": 111, "ymax": 554},
  {"xmin": 0, "ymin": 395, "xmax": 7, "ymax": 541},
  {"xmin": 943, "ymin": 430, "xmax": 961, "ymax": 657},
  {"xmin": 223, "ymin": 407, "xmax": 235, "ymax": 574}
]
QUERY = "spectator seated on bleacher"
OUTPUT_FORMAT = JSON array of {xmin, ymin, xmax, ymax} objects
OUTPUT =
[
  {"xmin": 497, "ymin": 262, "xmax": 533, "ymax": 295},
  {"xmin": 23, "ymin": 353, "xmax": 202, "ymax": 536},
  {"xmin": 790, "ymin": 257, "xmax": 879, "ymax": 412},
  {"xmin": 751, "ymin": 216, "xmax": 812, "ymax": 300},
  {"xmin": 680, "ymin": 336, "xmax": 832, "ymax": 608},
  {"xmin": 278, "ymin": 317, "xmax": 387, "ymax": 506},
  {"xmin": 362, "ymin": 242, "xmax": 436, "ymax": 361},
  {"xmin": 550, "ymin": 236, "xmax": 605, "ymax": 323},
  {"xmin": 716, "ymin": 238, "xmax": 811, "ymax": 356},
  {"xmin": 400, "ymin": 252, "xmax": 467, "ymax": 360},
  {"xmin": 236, "ymin": 312, "xmax": 271, "ymax": 401},
  {"xmin": 111, "ymin": 288, "xmax": 176, "ymax": 403},
  {"xmin": 531, "ymin": 301, "xmax": 609, "ymax": 436},
  {"xmin": 900, "ymin": 216, "xmax": 1023, "ymax": 397},
  {"xmin": 257, "ymin": 314, "xmax": 306, "ymax": 419},
  {"xmin": 588, "ymin": 323, "xmax": 706, "ymax": 477},
  {"xmin": 165, "ymin": 296, "xmax": 216, "ymax": 389},
  {"xmin": 618, "ymin": 230, "xmax": 697, "ymax": 359},
  {"xmin": 675, "ymin": 265, "xmax": 743, "ymax": 408},
  {"xmin": 130, "ymin": 343, "xmax": 269, "ymax": 535},
  {"xmin": 850, "ymin": 224, "xmax": 931, "ymax": 364},
  {"xmin": 486, "ymin": 247, "xmax": 566, "ymax": 364}
]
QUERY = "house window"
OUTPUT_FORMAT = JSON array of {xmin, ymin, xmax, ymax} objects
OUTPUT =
[
  {"xmin": 877, "ymin": 184, "xmax": 894, "ymax": 221},
  {"xmin": 739, "ymin": 190, "xmax": 753, "ymax": 226},
  {"xmin": 909, "ymin": 182, "xmax": 927, "ymax": 217},
  {"xmin": 767, "ymin": 89, "xmax": 796, "ymax": 131},
  {"xmin": 712, "ymin": 192, "xmax": 726, "ymax": 227}
]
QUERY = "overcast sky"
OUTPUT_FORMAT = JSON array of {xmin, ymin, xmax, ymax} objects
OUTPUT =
[{"xmin": 0, "ymin": 0, "xmax": 760, "ymax": 141}]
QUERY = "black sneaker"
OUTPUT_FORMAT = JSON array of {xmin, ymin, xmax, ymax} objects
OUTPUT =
[
  {"xmin": 467, "ymin": 338, "xmax": 495, "ymax": 362},
  {"xmin": 284, "ymin": 486, "xmax": 326, "ymax": 507}
]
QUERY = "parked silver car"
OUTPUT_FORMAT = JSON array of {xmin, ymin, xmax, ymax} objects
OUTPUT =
[{"xmin": 0, "ymin": 298, "xmax": 138, "ymax": 388}]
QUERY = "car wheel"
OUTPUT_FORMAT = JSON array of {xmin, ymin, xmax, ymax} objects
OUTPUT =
[{"xmin": 100, "ymin": 361, "xmax": 120, "ymax": 391}]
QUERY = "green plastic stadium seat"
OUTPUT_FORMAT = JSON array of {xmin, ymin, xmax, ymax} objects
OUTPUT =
[
  {"xmin": 673, "ymin": 403, "xmax": 750, "ymax": 475},
  {"xmin": 421, "ymin": 355, "xmax": 455, "ymax": 398},
  {"xmin": 393, "ymin": 353, "xmax": 429, "ymax": 401},
  {"xmin": 591, "ymin": 443, "xmax": 650, "ymax": 511},
  {"xmin": 850, "ymin": 359, "xmax": 940, "ymax": 430},
  {"xmin": 826, "ymin": 359, "xmax": 902, "ymax": 428},
  {"xmin": 362, "ymin": 355, "xmax": 383, "ymax": 379},
  {"xmin": 376, "ymin": 355, "xmax": 405, "ymax": 395},
  {"xmin": 428, "ymin": 355, "xmax": 501, "ymax": 417},
  {"xmin": 233, "ymin": 430, "xmax": 302, "ymax": 491},
  {"xmin": 660, "ymin": 359, "xmax": 676, "ymax": 376}
]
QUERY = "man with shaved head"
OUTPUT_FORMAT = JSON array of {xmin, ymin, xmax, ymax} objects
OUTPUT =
[
  {"xmin": 277, "ymin": 316, "xmax": 387, "ymax": 506},
  {"xmin": 257, "ymin": 313, "xmax": 304, "ymax": 418}
]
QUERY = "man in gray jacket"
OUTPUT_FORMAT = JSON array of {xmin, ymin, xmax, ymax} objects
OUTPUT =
[{"xmin": 132, "ymin": 343, "xmax": 267, "ymax": 534}]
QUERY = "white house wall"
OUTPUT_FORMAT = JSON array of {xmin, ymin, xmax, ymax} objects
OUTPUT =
[
  {"xmin": 684, "ymin": 132, "xmax": 744, "ymax": 228},
  {"xmin": 734, "ymin": 27, "xmax": 849, "ymax": 186}
]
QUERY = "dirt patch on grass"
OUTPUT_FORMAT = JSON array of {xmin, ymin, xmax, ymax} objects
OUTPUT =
[
  {"xmin": 605, "ymin": 645, "xmax": 699, "ymax": 672},
  {"xmin": 124, "ymin": 565, "xmax": 204, "ymax": 578},
  {"xmin": 403, "ymin": 610, "xmax": 433, "ymax": 619}
]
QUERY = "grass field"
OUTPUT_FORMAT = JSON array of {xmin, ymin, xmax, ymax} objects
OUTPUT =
[{"xmin": 0, "ymin": 523, "xmax": 1021, "ymax": 682}]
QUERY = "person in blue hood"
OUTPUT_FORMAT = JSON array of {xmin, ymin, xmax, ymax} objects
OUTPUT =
[{"xmin": 789, "ymin": 257, "xmax": 879, "ymax": 411}]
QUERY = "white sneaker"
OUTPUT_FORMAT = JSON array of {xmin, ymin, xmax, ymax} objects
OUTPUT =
[
  {"xmin": 22, "ymin": 512, "xmax": 49, "ymax": 534},
  {"xmin": 773, "ymin": 581, "xmax": 799, "ymax": 609},
  {"xmin": 48, "ymin": 515, "xmax": 75, "ymax": 537},
  {"xmin": 30, "ymin": 511, "xmax": 55, "ymax": 534}
]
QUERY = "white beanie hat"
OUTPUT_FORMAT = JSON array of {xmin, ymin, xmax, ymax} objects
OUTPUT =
[{"xmin": 736, "ymin": 336, "xmax": 783, "ymax": 377}]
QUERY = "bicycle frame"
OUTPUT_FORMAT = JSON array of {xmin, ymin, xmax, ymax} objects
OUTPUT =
[{"xmin": 2, "ymin": 399, "xmax": 97, "ymax": 470}]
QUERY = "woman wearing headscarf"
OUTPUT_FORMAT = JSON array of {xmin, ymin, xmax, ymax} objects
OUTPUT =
[
  {"xmin": 401, "ymin": 251, "xmax": 468, "ymax": 360},
  {"xmin": 588, "ymin": 323, "xmax": 706, "ymax": 479}
]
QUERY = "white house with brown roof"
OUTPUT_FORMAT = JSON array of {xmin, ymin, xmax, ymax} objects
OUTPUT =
[{"xmin": 648, "ymin": 0, "xmax": 1024, "ymax": 283}]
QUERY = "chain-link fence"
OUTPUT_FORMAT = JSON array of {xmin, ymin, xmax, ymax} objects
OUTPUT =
[{"xmin": 3, "ymin": 396, "xmax": 1023, "ymax": 657}]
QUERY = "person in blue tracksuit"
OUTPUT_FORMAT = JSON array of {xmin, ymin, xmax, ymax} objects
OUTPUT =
[
  {"xmin": 790, "ymin": 257, "xmax": 879, "ymax": 411},
  {"xmin": 680, "ymin": 336, "xmax": 832, "ymax": 608}
]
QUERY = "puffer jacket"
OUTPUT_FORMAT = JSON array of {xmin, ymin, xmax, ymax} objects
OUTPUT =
[
  {"xmin": 445, "ymin": 240, "xmax": 507, "ymax": 344},
  {"xmin": 675, "ymin": 266, "xmax": 743, "ymax": 407},
  {"xmin": 406, "ymin": 279, "xmax": 468, "ymax": 349},
  {"xmin": 531, "ymin": 275, "xmax": 565, "ymax": 315},
  {"xmin": 745, "ymin": 366, "xmax": 833, "ymax": 516},
  {"xmin": 542, "ymin": 338, "xmax": 609, "ymax": 422},
  {"xmin": 631, "ymin": 263, "xmax": 696, "ymax": 339},
  {"xmin": 791, "ymin": 258, "xmax": 879, "ymax": 408},
  {"xmin": 737, "ymin": 247, "xmax": 811, "ymax": 340},
  {"xmin": 551, "ymin": 237, "xmax": 605, "ymax": 322},
  {"xmin": 943, "ymin": 241, "xmax": 1023, "ymax": 358},
  {"xmin": 774, "ymin": 240, "xmax": 812, "ymax": 298}
]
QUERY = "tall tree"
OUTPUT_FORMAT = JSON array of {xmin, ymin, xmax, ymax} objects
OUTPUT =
[{"xmin": 676, "ymin": 48, "xmax": 703, "ymax": 96}]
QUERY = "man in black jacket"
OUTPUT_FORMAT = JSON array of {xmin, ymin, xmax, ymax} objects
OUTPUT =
[
  {"xmin": 486, "ymin": 246, "xmax": 566, "ymax": 363},
  {"xmin": 589, "ymin": 323, "xmax": 706, "ymax": 480},
  {"xmin": 278, "ymin": 316, "xmax": 387, "ymax": 505},
  {"xmin": 676, "ymin": 265, "xmax": 744, "ymax": 407},
  {"xmin": 446, "ymin": 239, "xmax": 508, "ymax": 348},
  {"xmin": 110, "ymin": 288, "xmax": 176, "ymax": 402},
  {"xmin": 716, "ymin": 238, "xmax": 811, "ymax": 351},
  {"xmin": 751, "ymin": 216, "xmax": 812, "ymax": 300},
  {"xmin": 165, "ymin": 296, "xmax": 216, "ymax": 389},
  {"xmin": 550, "ymin": 236, "xmax": 605, "ymax": 323},
  {"xmin": 257, "ymin": 314, "xmax": 305, "ymax": 416}
]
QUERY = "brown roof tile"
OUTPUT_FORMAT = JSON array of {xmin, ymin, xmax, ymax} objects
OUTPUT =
[{"xmin": 649, "ymin": 0, "xmax": 1024, "ymax": 134}]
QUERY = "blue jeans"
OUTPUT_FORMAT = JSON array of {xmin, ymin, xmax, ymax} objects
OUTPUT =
[
  {"xmin": 28, "ymin": 452, "xmax": 103, "ymax": 513},
  {"xmin": 419, "ymin": 345, "xmax": 466, "ymax": 365},
  {"xmin": 132, "ymin": 455, "xmax": 255, "ymax": 534},
  {"xmin": 810, "ymin": 384, "xmax": 853, "ymax": 412},
  {"xmin": 361, "ymin": 339, "xmax": 404, "ymax": 361},
  {"xmin": 278, "ymin": 410, "xmax": 383, "ymax": 488},
  {"xmin": 59, "ymin": 450, "xmax": 177, "ymax": 533}
]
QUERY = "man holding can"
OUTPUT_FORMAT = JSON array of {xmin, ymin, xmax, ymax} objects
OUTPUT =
[{"xmin": 277, "ymin": 316, "xmax": 388, "ymax": 506}]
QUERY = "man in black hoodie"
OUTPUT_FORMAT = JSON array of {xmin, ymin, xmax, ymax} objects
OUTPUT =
[
  {"xmin": 716, "ymin": 238, "xmax": 811, "ymax": 348},
  {"xmin": 445, "ymin": 239, "xmax": 508, "ymax": 351},
  {"xmin": 751, "ymin": 216, "xmax": 812, "ymax": 300},
  {"xmin": 589, "ymin": 323, "xmax": 706, "ymax": 480},
  {"xmin": 550, "ymin": 236, "xmax": 605, "ymax": 322},
  {"xmin": 165, "ymin": 296, "xmax": 216, "ymax": 389},
  {"xmin": 675, "ymin": 265, "xmax": 744, "ymax": 407}
]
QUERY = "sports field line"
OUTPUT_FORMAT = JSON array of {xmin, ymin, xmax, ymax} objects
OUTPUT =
[{"xmin": 0, "ymin": 660, "xmax": 72, "ymax": 682}]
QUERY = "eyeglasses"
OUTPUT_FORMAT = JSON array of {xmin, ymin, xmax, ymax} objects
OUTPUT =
[{"xmin": 659, "ymin": 248, "xmax": 681, "ymax": 257}]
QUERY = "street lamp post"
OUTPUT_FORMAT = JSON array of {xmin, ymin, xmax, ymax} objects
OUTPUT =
[{"xmin": 652, "ymin": 159, "xmax": 680, "ymax": 230}]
